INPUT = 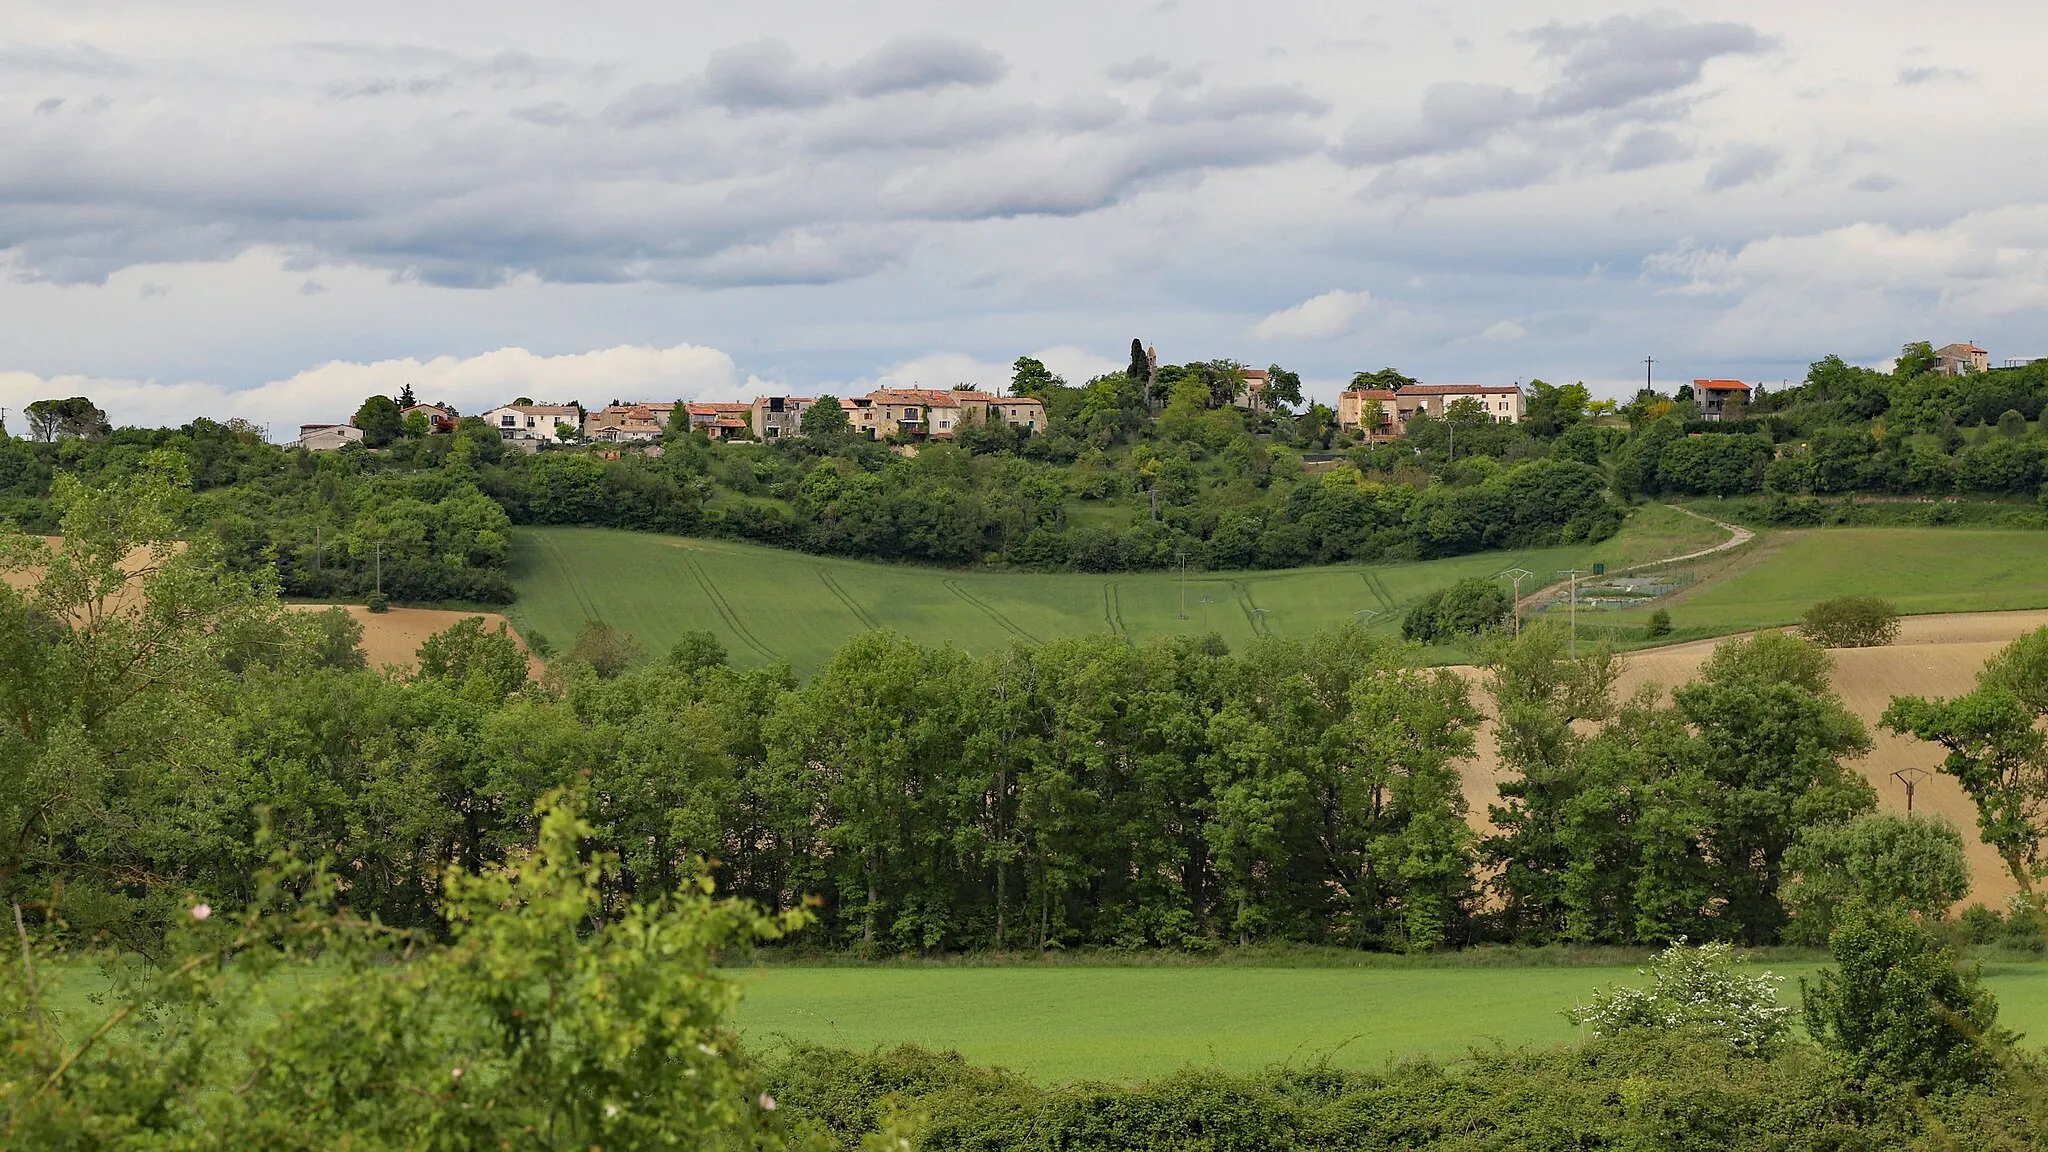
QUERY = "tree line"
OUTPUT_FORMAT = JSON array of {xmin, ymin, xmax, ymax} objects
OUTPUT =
[{"xmin": 5, "ymin": 464, "xmax": 2006, "ymax": 958}]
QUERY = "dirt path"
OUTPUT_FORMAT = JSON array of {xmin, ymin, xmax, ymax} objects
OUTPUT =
[
  {"xmin": 1617, "ymin": 505, "xmax": 1754, "ymax": 571},
  {"xmin": 1451, "ymin": 607, "xmax": 2048, "ymax": 911}
]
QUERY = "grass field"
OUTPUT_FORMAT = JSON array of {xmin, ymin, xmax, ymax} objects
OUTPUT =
[
  {"xmin": 504, "ymin": 505, "xmax": 1725, "ymax": 672},
  {"xmin": 727, "ymin": 961, "xmax": 2048, "ymax": 1082},
  {"xmin": 1582, "ymin": 527, "xmax": 2048, "ymax": 638}
]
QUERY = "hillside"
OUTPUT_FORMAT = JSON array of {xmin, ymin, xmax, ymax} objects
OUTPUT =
[{"xmin": 503, "ymin": 504, "xmax": 1725, "ymax": 672}]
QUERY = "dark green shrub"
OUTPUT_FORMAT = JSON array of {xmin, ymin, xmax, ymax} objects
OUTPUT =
[
  {"xmin": 364, "ymin": 590, "xmax": 389, "ymax": 614},
  {"xmin": 1645, "ymin": 608, "xmax": 1672, "ymax": 638},
  {"xmin": 1801, "ymin": 595, "xmax": 1899, "ymax": 647},
  {"xmin": 1402, "ymin": 577, "xmax": 1511, "ymax": 643}
]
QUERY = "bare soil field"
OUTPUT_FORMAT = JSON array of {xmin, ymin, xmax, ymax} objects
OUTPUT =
[
  {"xmin": 285, "ymin": 604, "xmax": 540, "ymax": 676},
  {"xmin": 1454, "ymin": 609, "xmax": 2048, "ymax": 910}
]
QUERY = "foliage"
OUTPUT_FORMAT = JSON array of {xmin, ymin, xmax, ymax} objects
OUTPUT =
[
  {"xmin": 1803, "ymin": 595, "xmax": 1901, "ymax": 647},
  {"xmin": 1802, "ymin": 901, "xmax": 2013, "ymax": 1089},
  {"xmin": 802, "ymin": 395, "xmax": 851, "ymax": 439},
  {"xmin": 416, "ymin": 615, "xmax": 531, "ymax": 699},
  {"xmin": 568, "ymin": 619, "xmax": 643, "ymax": 679},
  {"xmin": 1646, "ymin": 607, "xmax": 1672, "ymax": 638},
  {"xmin": 351, "ymin": 394, "xmax": 403, "ymax": 447},
  {"xmin": 1, "ymin": 795, "xmax": 818, "ymax": 1149},
  {"xmin": 1566, "ymin": 940, "xmax": 1795, "ymax": 1055},
  {"xmin": 22, "ymin": 397, "xmax": 108, "ymax": 443},
  {"xmin": 1780, "ymin": 813, "xmax": 1971, "ymax": 944},
  {"xmin": 1883, "ymin": 625, "xmax": 2048, "ymax": 894},
  {"xmin": 1402, "ymin": 577, "xmax": 1511, "ymax": 644}
]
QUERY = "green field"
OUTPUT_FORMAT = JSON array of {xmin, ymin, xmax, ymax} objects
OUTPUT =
[
  {"xmin": 727, "ymin": 962, "xmax": 2048, "ymax": 1082},
  {"xmin": 505, "ymin": 505, "xmax": 1725, "ymax": 672},
  {"xmin": 1586, "ymin": 527, "xmax": 2048, "ymax": 637}
]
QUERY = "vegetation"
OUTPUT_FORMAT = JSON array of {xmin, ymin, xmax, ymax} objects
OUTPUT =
[
  {"xmin": 1780, "ymin": 813, "xmax": 1972, "ymax": 944},
  {"xmin": 1802, "ymin": 594, "xmax": 1901, "ymax": 648},
  {"xmin": 1566, "ymin": 941, "xmax": 1794, "ymax": 1055},
  {"xmin": 1400, "ymin": 576, "xmax": 1512, "ymax": 643}
]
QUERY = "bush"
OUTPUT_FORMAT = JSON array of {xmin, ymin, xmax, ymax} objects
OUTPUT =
[
  {"xmin": 569, "ymin": 619, "xmax": 643, "ymax": 679},
  {"xmin": 1566, "ymin": 939, "xmax": 1794, "ymax": 1056},
  {"xmin": 1402, "ymin": 577, "xmax": 1511, "ymax": 644},
  {"xmin": 1780, "ymin": 813, "xmax": 1970, "ymax": 944},
  {"xmin": 1802, "ymin": 901, "xmax": 2011, "ymax": 1088},
  {"xmin": 1800, "ymin": 595, "xmax": 1899, "ymax": 647},
  {"xmin": 1645, "ymin": 608, "xmax": 1672, "ymax": 638},
  {"xmin": 364, "ymin": 590, "xmax": 389, "ymax": 614}
]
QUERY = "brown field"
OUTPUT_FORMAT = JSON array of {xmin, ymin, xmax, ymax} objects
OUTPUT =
[
  {"xmin": 286, "ymin": 604, "xmax": 541, "ymax": 676},
  {"xmin": 1454, "ymin": 609, "xmax": 2048, "ymax": 910}
]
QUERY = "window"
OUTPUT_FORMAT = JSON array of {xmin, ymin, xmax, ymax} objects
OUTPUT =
[{"xmin": 500, "ymin": 414, "xmax": 516, "ymax": 427}]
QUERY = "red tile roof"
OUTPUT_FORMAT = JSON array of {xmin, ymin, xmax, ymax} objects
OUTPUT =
[
  {"xmin": 1693, "ymin": 379, "xmax": 1751, "ymax": 391},
  {"xmin": 1397, "ymin": 384, "xmax": 1521, "ymax": 395}
]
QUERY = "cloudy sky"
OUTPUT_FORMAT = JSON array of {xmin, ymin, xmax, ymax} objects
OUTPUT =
[{"xmin": 2, "ymin": 0, "xmax": 2043, "ymax": 431}]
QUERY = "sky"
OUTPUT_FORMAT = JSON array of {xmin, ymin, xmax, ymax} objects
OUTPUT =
[{"xmin": 1, "ymin": 0, "xmax": 2044, "ymax": 433}]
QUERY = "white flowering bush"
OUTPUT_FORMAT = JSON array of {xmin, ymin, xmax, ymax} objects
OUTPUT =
[{"xmin": 1567, "ymin": 939, "xmax": 1795, "ymax": 1056}]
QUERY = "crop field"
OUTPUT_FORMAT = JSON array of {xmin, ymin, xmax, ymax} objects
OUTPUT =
[
  {"xmin": 728, "ymin": 961, "xmax": 2048, "ymax": 1082},
  {"xmin": 504, "ymin": 505, "xmax": 1725, "ymax": 672},
  {"xmin": 1581, "ymin": 527, "xmax": 2048, "ymax": 639}
]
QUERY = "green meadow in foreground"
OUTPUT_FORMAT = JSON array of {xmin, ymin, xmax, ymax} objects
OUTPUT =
[
  {"xmin": 727, "ymin": 961, "xmax": 2048, "ymax": 1083},
  {"xmin": 506, "ymin": 504, "xmax": 1725, "ymax": 672},
  {"xmin": 1590, "ymin": 526, "xmax": 2048, "ymax": 638}
]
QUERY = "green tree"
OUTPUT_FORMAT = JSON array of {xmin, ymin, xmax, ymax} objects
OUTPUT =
[
  {"xmin": 1803, "ymin": 901, "xmax": 2010, "ymax": 1088},
  {"xmin": 1262, "ymin": 365, "xmax": 1304, "ymax": 411},
  {"xmin": 1350, "ymin": 367, "xmax": 1417, "ymax": 391},
  {"xmin": 1801, "ymin": 596, "xmax": 1900, "ymax": 648},
  {"xmin": 416, "ymin": 616, "xmax": 531, "ymax": 700},
  {"xmin": 1569, "ymin": 940, "xmax": 1794, "ymax": 1056},
  {"xmin": 1524, "ymin": 379, "xmax": 1591, "ymax": 438},
  {"xmin": 23, "ymin": 396, "xmax": 110, "ymax": 443},
  {"xmin": 568, "ymin": 620, "xmax": 643, "ymax": 679},
  {"xmin": 801, "ymin": 395, "xmax": 851, "ymax": 440},
  {"xmin": 1781, "ymin": 813, "xmax": 1971, "ymax": 944},
  {"xmin": 1675, "ymin": 632, "xmax": 1876, "ymax": 942},
  {"xmin": 1894, "ymin": 340, "xmax": 1940, "ymax": 378},
  {"xmin": 1011, "ymin": 356, "xmax": 1063, "ymax": 397},
  {"xmin": 1883, "ymin": 625, "xmax": 2048, "ymax": 895},
  {"xmin": 352, "ymin": 394, "xmax": 404, "ymax": 447},
  {"xmin": 1402, "ymin": 578, "xmax": 1512, "ymax": 644},
  {"xmin": 666, "ymin": 629, "xmax": 731, "ymax": 675}
]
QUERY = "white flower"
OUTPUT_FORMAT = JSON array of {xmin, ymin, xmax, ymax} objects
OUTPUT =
[
  {"xmin": 758, "ymin": 1093, "xmax": 777, "ymax": 1112},
  {"xmin": 451, "ymin": 1067, "xmax": 463, "ymax": 1080},
  {"xmin": 190, "ymin": 903, "xmax": 212, "ymax": 921},
  {"xmin": 605, "ymin": 1104, "xmax": 619, "ymax": 1119}
]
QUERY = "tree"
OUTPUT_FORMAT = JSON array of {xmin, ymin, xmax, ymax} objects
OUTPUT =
[
  {"xmin": 1402, "ymin": 578, "xmax": 1512, "ymax": 644},
  {"xmin": 1127, "ymin": 339, "xmax": 1150, "ymax": 389},
  {"xmin": 1780, "ymin": 813, "xmax": 1970, "ymax": 944},
  {"xmin": 1011, "ymin": 356, "xmax": 1062, "ymax": 397},
  {"xmin": 569, "ymin": 620, "xmax": 643, "ymax": 679},
  {"xmin": 1802, "ymin": 902, "xmax": 2010, "ymax": 1088},
  {"xmin": 1998, "ymin": 408, "xmax": 2028, "ymax": 439},
  {"xmin": 23, "ymin": 397, "xmax": 109, "ymax": 443},
  {"xmin": 554, "ymin": 421, "xmax": 578, "ymax": 443},
  {"xmin": 416, "ymin": 616, "xmax": 531, "ymax": 700},
  {"xmin": 1883, "ymin": 625, "xmax": 2048, "ymax": 895},
  {"xmin": 1524, "ymin": 379, "xmax": 1592, "ymax": 437},
  {"xmin": 1262, "ymin": 365, "xmax": 1304, "ymax": 411},
  {"xmin": 1569, "ymin": 940, "xmax": 1795, "ymax": 1056},
  {"xmin": 1895, "ymin": 340, "xmax": 1939, "ymax": 379},
  {"xmin": 1350, "ymin": 368, "xmax": 1416, "ymax": 391},
  {"xmin": 401, "ymin": 411, "xmax": 430, "ymax": 440},
  {"xmin": 802, "ymin": 395, "xmax": 851, "ymax": 440},
  {"xmin": 1645, "ymin": 608, "xmax": 1672, "ymax": 638},
  {"xmin": 1801, "ymin": 596, "xmax": 1900, "ymax": 648},
  {"xmin": 398, "ymin": 382, "xmax": 417, "ymax": 408},
  {"xmin": 352, "ymin": 395, "xmax": 403, "ymax": 447},
  {"xmin": 666, "ymin": 630, "xmax": 730, "ymax": 675}
]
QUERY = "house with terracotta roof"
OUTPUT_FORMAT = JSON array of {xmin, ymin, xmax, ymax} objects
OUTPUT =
[
  {"xmin": 584, "ymin": 403, "xmax": 671, "ymax": 442},
  {"xmin": 1692, "ymin": 380, "xmax": 1750, "ymax": 422},
  {"xmin": 683, "ymin": 402, "xmax": 755, "ymax": 438},
  {"xmin": 1336, "ymin": 389, "xmax": 1399, "ymax": 436},
  {"xmin": 401, "ymin": 403, "xmax": 456, "ymax": 434},
  {"xmin": 829, "ymin": 389, "xmax": 1048, "ymax": 440},
  {"xmin": 1936, "ymin": 343, "xmax": 1990, "ymax": 377}
]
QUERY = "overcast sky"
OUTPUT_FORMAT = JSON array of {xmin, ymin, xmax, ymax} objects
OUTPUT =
[{"xmin": 2, "ymin": 0, "xmax": 2043, "ymax": 431}]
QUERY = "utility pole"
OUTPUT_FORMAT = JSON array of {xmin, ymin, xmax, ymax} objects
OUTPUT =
[
  {"xmin": 1498, "ymin": 568, "xmax": 1534, "ymax": 636},
  {"xmin": 1558, "ymin": 568, "xmax": 1585, "ymax": 657},
  {"xmin": 1643, "ymin": 356, "xmax": 1655, "ymax": 392},
  {"xmin": 1175, "ymin": 550, "xmax": 1189, "ymax": 620},
  {"xmin": 1200, "ymin": 593, "xmax": 1216, "ymax": 632},
  {"xmin": 1892, "ymin": 767, "xmax": 1932, "ymax": 814},
  {"xmin": 374, "ymin": 541, "xmax": 383, "ymax": 597}
]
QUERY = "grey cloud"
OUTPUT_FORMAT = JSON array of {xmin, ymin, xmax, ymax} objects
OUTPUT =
[
  {"xmin": 702, "ymin": 39, "xmax": 836, "ymax": 109},
  {"xmin": 1704, "ymin": 143, "xmax": 1780, "ymax": 190},
  {"xmin": 1851, "ymin": 172, "xmax": 1901, "ymax": 192},
  {"xmin": 700, "ymin": 35, "xmax": 1005, "ymax": 112},
  {"xmin": 842, "ymin": 36, "xmax": 1005, "ymax": 97},
  {"xmin": 1105, "ymin": 55, "xmax": 1169, "ymax": 80},
  {"xmin": 1367, "ymin": 149, "xmax": 1562, "ymax": 199},
  {"xmin": 1898, "ymin": 65, "xmax": 1974, "ymax": 86},
  {"xmin": 33, "ymin": 97, "xmax": 63, "ymax": 115},
  {"xmin": 1609, "ymin": 128, "xmax": 1690, "ymax": 171},
  {"xmin": 0, "ymin": 43, "xmax": 133, "ymax": 77},
  {"xmin": 512, "ymin": 101, "xmax": 580, "ymax": 127},
  {"xmin": 1525, "ymin": 13, "xmax": 1768, "ymax": 117},
  {"xmin": 1338, "ymin": 82, "xmax": 1532, "ymax": 163},
  {"xmin": 1147, "ymin": 84, "xmax": 1327, "ymax": 125}
]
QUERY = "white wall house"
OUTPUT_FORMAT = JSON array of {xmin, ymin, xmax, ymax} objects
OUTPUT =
[{"xmin": 483, "ymin": 403, "xmax": 582, "ymax": 442}]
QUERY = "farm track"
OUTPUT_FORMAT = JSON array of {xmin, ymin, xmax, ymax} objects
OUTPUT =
[
  {"xmin": 816, "ymin": 569, "xmax": 882, "ymax": 630},
  {"xmin": 1233, "ymin": 582, "xmax": 1271, "ymax": 636},
  {"xmin": 943, "ymin": 579, "xmax": 1039, "ymax": 643},
  {"xmin": 1102, "ymin": 583, "xmax": 1131, "ymax": 642},
  {"xmin": 1359, "ymin": 571, "xmax": 1397, "ymax": 613},
  {"xmin": 680, "ymin": 554, "xmax": 779, "ymax": 663},
  {"xmin": 538, "ymin": 531, "xmax": 604, "ymax": 623}
]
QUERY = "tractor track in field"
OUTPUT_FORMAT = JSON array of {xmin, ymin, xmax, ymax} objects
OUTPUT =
[
  {"xmin": 943, "ymin": 579, "xmax": 1039, "ymax": 643},
  {"xmin": 680, "ymin": 554, "xmax": 779, "ymax": 663},
  {"xmin": 1358, "ymin": 570, "xmax": 1397, "ymax": 614},
  {"xmin": 1102, "ymin": 583, "xmax": 1131, "ymax": 642},
  {"xmin": 539, "ymin": 531, "xmax": 604, "ymax": 623},
  {"xmin": 1233, "ymin": 582, "xmax": 1272, "ymax": 636},
  {"xmin": 816, "ymin": 569, "xmax": 882, "ymax": 630}
]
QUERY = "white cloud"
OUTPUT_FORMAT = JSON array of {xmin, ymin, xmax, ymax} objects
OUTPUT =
[
  {"xmin": 1032, "ymin": 344, "xmax": 1123, "ymax": 384},
  {"xmin": 859, "ymin": 351, "xmax": 1012, "ymax": 393},
  {"xmin": 1476, "ymin": 320, "xmax": 1527, "ymax": 342},
  {"xmin": 1254, "ymin": 289, "xmax": 1377, "ymax": 340},
  {"xmin": 0, "ymin": 342, "xmax": 752, "ymax": 434}
]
